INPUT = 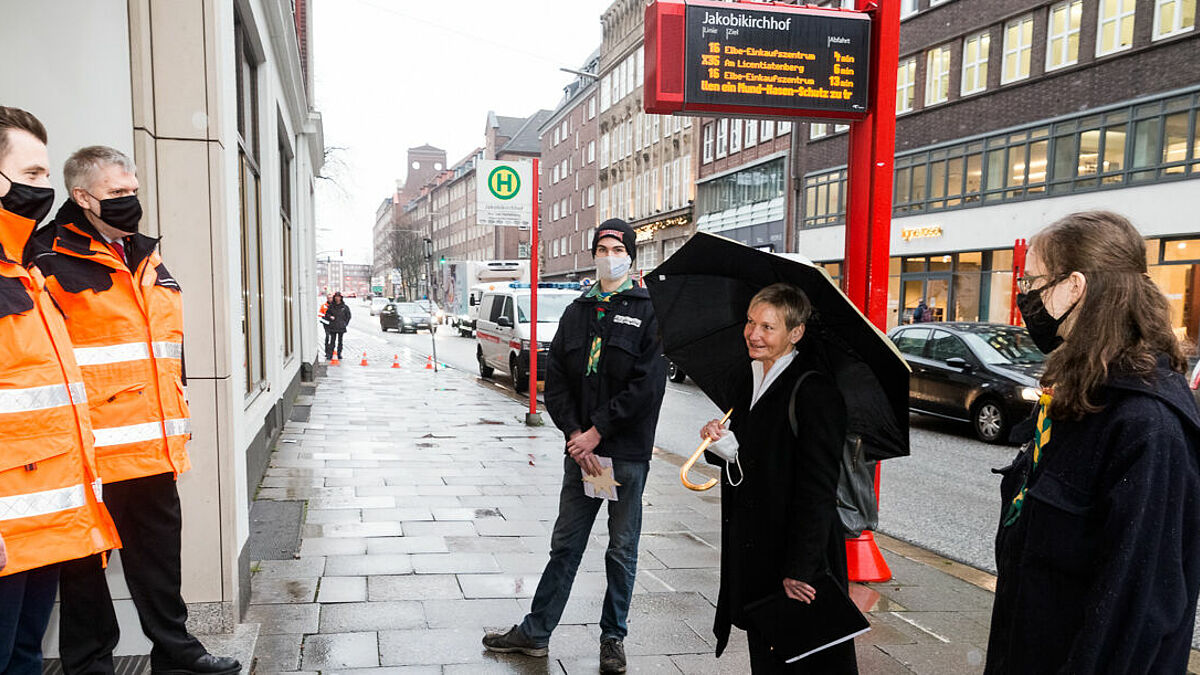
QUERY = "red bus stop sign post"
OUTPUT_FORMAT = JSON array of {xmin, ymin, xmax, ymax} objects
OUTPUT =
[
  {"xmin": 527, "ymin": 158, "xmax": 543, "ymax": 426},
  {"xmin": 842, "ymin": 0, "xmax": 900, "ymax": 584}
]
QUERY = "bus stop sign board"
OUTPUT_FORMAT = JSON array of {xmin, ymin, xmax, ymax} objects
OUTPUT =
[{"xmin": 646, "ymin": 0, "xmax": 871, "ymax": 120}]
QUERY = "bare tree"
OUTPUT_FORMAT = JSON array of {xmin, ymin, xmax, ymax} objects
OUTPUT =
[{"xmin": 388, "ymin": 229, "xmax": 426, "ymax": 301}]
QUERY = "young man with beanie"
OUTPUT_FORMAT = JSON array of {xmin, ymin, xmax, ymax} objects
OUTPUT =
[{"xmin": 483, "ymin": 218, "xmax": 667, "ymax": 673}]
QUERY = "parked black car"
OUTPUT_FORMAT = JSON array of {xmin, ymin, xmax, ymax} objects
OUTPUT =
[
  {"xmin": 380, "ymin": 302, "xmax": 432, "ymax": 333},
  {"xmin": 888, "ymin": 322, "xmax": 1045, "ymax": 443}
]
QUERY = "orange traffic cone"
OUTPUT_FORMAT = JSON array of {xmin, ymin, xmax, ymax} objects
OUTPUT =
[
  {"xmin": 330, "ymin": 350, "xmax": 340, "ymax": 366},
  {"xmin": 846, "ymin": 464, "xmax": 892, "ymax": 582},
  {"xmin": 391, "ymin": 354, "xmax": 401, "ymax": 369},
  {"xmin": 360, "ymin": 351, "xmax": 369, "ymax": 367},
  {"xmin": 424, "ymin": 355, "xmax": 433, "ymax": 370}
]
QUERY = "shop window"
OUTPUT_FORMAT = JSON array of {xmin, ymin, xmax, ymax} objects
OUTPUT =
[
  {"xmin": 1155, "ymin": 0, "xmax": 1197, "ymax": 38},
  {"xmin": 1162, "ymin": 238, "xmax": 1200, "ymax": 263},
  {"xmin": 1002, "ymin": 15, "xmax": 1034, "ymax": 84},
  {"xmin": 1047, "ymin": 0, "xmax": 1083, "ymax": 70},
  {"xmin": 961, "ymin": 30, "xmax": 990, "ymax": 95},
  {"xmin": 1098, "ymin": 0, "xmax": 1137, "ymax": 55}
]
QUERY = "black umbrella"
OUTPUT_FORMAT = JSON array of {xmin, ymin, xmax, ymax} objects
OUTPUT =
[{"xmin": 647, "ymin": 232, "xmax": 909, "ymax": 460}]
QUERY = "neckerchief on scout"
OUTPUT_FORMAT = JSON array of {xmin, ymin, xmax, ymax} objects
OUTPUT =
[
  {"xmin": 1002, "ymin": 391, "xmax": 1052, "ymax": 527},
  {"xmin": 584, "ymin": 278, "xmax": 634, "ymax": 376}
]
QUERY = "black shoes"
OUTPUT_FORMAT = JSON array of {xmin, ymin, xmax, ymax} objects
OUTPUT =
[
  {"xmin": 155, "ymin": 653, "xmax": 241, "ymax": 675},
  {"xmin": 481, "ymin": 625, "xmax": 550, "ymax": 657},
  {"xmin": 600, "ymin": 638, "xmax": 627, "ymax": 674}
]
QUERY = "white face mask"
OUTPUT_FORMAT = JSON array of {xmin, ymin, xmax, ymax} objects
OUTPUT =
[{"xmin": 596, "ymin": 254, "xmax": 631, "ymax": 281}]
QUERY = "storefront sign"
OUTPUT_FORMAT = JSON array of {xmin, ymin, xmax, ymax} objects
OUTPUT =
[
  {"xmin": 900, "ymin": 225, "xmax": 943, "ymax": 242},
  {"xmin": 646, "ymin": 0, "xmax": 871, "ymax": 119},
  {"xmin": 636, "ymin": 215, "xmax": 691, "ymax": 242}
]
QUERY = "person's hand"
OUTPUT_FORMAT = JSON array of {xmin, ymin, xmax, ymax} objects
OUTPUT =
[
  {"xmin": 0, "ymin": 533, "xmax": 7, "ymax": 572},
  {"xmin": 783, "ymin": 578, "xmax": 816, "ymax": 604},
  {"xmin": 700, "ymin": 419, "xmax": 728, "ymax": 443},
  {"xmin": 567, "ymin": 429, "xmax": 604, "ymax": 476}
]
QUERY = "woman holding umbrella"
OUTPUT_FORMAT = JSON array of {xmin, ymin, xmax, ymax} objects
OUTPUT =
[
  {"xmin": 699, "ymin": 282, "xmax": 857, "ymax": 674},
  {"xmin": 986, "ymin": 212, "xmax": 1200, "ymax": 673}
]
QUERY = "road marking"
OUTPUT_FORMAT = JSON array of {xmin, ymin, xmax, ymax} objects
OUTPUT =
[{"xmin": 889, "ymin": 611, "xmax": 951, "ymax": 643}]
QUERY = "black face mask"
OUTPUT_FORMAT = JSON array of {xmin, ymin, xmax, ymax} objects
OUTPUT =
[
  {"xmin": 0, "ymin": 170, "xmax": 54, "ymax": 225},
  {"xmin": 88, "ymin": 192, "xmax": 142, "ymax": 233},
  {"xmin": 1017, "ymin": 283, "xmax": 1077, "ymax": 354}
]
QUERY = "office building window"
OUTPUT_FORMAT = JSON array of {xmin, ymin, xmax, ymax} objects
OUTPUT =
[
  {"xmin": 279, "ymin": 131, "xmax": 294, "ymax": 359},
  {"xmin": 236, "ymin": 16, "xmax": 264, "ymax": 396},
  {"xmin": 762, "ymin": 119, "xmax": 775, "ymax": 140},
  {"xmin": 925, "ymin": 45, "xmax": 952, "ymax": 105},
  {"xmin": 1002, "ymin": 15, "xmax": 1034, "ymax": 83},
  {"xmin": 587, "ymin": 140, "xmax": 595, "ymax": 163},
  {"xmin": 716, "ymin": 118, "xmax": 729, "ymax": 158},
  {"xmin": 901, "ymin": 0, "xmax": 918, "ymax": 17},
  {"xmin": 1155, "ymin": 0, "xmax": 1196, "ymax": 38},
  {"xmin": 897, "ymin": 57, "xmax": 917, "ymax": 113},
  {"xmin": 1097, "ymin": 0, "xmax": 1137, "ymax": 55},
  {"xmin": 811, "ymin": 123, "xmax": 829, "ymax": 140},
  {"xmin": 588, "ymin": 96, "xmax": 596, "ymax": 119},
  {"xmin": 961, "ymin": 30, "xmax": 990, "ymax": 95},
  {"xmin": 730, "ymin": 120, "xmax": 742, "ymax": 153},
  {"xmin": 745, "ymin": 120, "xmax": 758, "ymax": 147},
  {"xmin": 802, "ymin": 168, "xmax": 848, "ymax": 228},
  {"xmin": 1047, "ymin": 0, "xmax": 1083, "ymax": 70},
  {"xmin": 702, "ymin": 123, "xmax": 714, "ymax": 163}
]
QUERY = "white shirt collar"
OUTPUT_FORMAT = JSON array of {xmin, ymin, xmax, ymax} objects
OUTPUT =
[{"xmin": 749, "ymin": 348, "xmax": 796, "ymax": 410}]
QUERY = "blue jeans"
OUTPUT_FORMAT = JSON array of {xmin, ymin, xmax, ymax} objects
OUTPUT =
[
  {"xmin": 0, "ymin": 564, "xmax": 60, "ymax": 675},
  {"xmin": 519, "ymin": 455, "xmax": 649, "ymax": 644}
]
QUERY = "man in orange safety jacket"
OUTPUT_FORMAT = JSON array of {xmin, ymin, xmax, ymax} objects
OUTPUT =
[
  {"xmin": 0, "ymin": 107, "xmax": 120, "ymax": 674},
  {"xmin": 35, "ymin": 146, "xmax": 239, "ymax": 675}
]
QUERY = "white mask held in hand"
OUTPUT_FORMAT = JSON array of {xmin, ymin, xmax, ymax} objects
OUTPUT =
[
  {"xmin": 596, "ymin": 254, "xmax": 631, "ymax": 281},
  {"xmin": 709, "ymin": 430, "xmax": 743, "ymax": 487}
]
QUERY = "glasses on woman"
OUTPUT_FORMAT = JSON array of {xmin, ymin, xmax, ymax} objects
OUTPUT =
[{"xmin": 1016, "ymin": 273, "xmax": 1065, "ymax": 294}]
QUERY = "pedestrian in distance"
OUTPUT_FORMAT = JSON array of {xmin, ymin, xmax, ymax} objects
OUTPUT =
[
  {"xmin": 0, "ymin": 107, "xmax": 121, "ymax": 675},
  {"xmin": 34, "ymin": 145, "xmax": 240, "ymax": 675},
  {"xmin": 986, "ymin": 211, "xmax": 1200, "ymax": 673},
  {"xmin": 699, "ymin": 283, "xmax": 858, "ymax": 674},
  {"xmin": 912, "ymin": 298, "xmax": 928, "ymax": 323},
  {"xmin": 324, "ymin": 291, "xmax": 351, "ymax": 360},
  {"xmin": 483, "ymin": 219, "xmax": 668, "ymax": 674}
]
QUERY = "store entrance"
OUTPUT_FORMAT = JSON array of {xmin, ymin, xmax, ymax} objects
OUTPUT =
[{"xmin": 901, "ymin": 274, "xmax": 950, "ymax": 323}]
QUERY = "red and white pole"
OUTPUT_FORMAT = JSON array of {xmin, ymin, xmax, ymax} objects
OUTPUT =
[
  {"xmin": 527, "ymin": 159, "xmax": 541, "ymax": 423},
  {"xmin": 843, "ymin": 0, "xmax": 900, "ymax": 584}
]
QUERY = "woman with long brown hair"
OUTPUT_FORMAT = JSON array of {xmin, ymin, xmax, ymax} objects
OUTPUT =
[{"xmin": 986, "ymin": 211, "xmax": 1200, "ymax": 673}]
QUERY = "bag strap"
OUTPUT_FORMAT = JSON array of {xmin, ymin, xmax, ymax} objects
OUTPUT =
[{"xmin": 787, "ymin": 370, "xmax": 819, "ymax": 437}]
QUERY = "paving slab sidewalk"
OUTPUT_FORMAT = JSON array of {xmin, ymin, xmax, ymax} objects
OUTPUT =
[{"xmin": 244, "ymin": 351, "xmax": 1012, "ymax": 674}]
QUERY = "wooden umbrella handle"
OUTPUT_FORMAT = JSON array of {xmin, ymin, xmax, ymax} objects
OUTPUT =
[{"xmin": 680, "ymin": 409, "xmax": 733, "ymax": 492}]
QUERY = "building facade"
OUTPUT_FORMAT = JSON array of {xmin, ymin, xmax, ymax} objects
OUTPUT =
[
  {"xmin": 794, "ymin": 0, "xmax": 1200, "ymax": 334},
  {"xmin": 598, "ymin": 0, "xmax": 697, "ymax": 275},
  {"xmin": 539, "ymin": 52, "xmax": 601, "ymax": 282},
  {"xmin": 3, "ymin": 0, "xmax": 324, "ymax": 654}
]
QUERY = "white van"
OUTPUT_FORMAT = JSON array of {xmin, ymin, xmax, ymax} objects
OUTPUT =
[{"xmin": 475, "ymin": 283, "xmax": 581, "ymax": 393}]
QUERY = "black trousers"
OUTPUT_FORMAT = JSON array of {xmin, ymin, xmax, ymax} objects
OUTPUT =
[
  {"xmin": 59, "ymin": 473, "xmax": 205, "ymax": 674},
  {"xmin": 324, "ymin": 330, "xmax": 343, "ymax": 359},
  {"xmin": 0, "ymin": 564, "xmax": 59, "ymax": 675}
]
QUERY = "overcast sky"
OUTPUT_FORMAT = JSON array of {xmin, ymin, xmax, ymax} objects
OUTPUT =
[{"xmin": 312, "ymin": 0, "xmax": 615, "ymax": 266}]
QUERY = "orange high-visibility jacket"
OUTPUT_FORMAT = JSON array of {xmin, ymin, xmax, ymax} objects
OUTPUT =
[
  {"xmin": 0, "ymin": 208, "xmax": 120, "ymax": 577},
  {"xmin": 35, "ymin": 203, "xmax": 191, "ymax": 484}
]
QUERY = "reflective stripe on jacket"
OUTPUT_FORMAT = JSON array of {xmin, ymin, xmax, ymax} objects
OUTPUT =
[
  {"xmin": 35, "ymin": 202, "xmax": 191, "ymax": 484},
  {"xmin": 0, "ymin": 208, "xmax": 120, "ymax": 577}
]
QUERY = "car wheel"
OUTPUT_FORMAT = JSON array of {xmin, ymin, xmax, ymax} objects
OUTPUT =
[
  {"xmin": 477, "ymin": 346, "xmax": 494, "ymax": 378},
  {"xmin": 667, "ymin": 361, "xmax": 687, "ymax": 383},
  {"xmin": 380, "ymin": 323, "xmax": 387, "ymax": 332},
  {"xmin": 511, "ymin": 355, "xmax": 528, "ymax": 393},
  {"xmin": 972, "ymin": 398, "xmax": 1008, "ymax": 444}
]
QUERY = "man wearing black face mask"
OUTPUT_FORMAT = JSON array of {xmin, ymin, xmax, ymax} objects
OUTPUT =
[
  {"xmin": 0, "ymin": 108, "xmax": 122, "ymax": 674},
  {"xmin": 35, "ymin": 146, "xmax": 240, "ymax": 675}
]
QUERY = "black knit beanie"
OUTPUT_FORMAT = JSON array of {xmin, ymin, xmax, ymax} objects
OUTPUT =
[{"xmin": 591, "ymin": 218, "xmax": 637, "ymax": 262}]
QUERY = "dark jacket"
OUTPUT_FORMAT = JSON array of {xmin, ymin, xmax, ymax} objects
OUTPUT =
[
  {"xmin": 324, "ymin": 301, "xmax": 351, "ymax": 333},
  {"xmin": 986, "ymin": 356, "xmax": 1200, "ymax": 674},
  {"xmin": 710, "ymin": 351, "xmax": 857, "ymax": 674},
  {"xmin": 544, "ymin": 284, "xmax": 666, "ymax": 462}
]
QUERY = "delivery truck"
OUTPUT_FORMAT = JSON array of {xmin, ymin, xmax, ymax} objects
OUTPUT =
[{"xmin": 442, "ymin": 260, "xmax": 528, "ymax": 336}]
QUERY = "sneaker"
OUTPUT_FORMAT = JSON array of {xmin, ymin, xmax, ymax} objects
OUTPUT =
[
  {"xmin": 482, "ymin": 625, "xmax": 549, "ymax": 657},
  {"xmin": 599, "ymin": 638, "xmax": 626, "ymax": 674}
]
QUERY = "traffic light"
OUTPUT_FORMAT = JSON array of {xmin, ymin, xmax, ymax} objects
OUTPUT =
[{"xmin": 439, "ymin": 256, "xmax": 446, "ymax": 265}]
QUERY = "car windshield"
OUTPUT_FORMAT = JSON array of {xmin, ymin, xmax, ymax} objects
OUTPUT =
[
  {"xmin": 396, "ymin": 303, "xmax": 427, "ymax": 314},
  {"xmin": 961, "ymin": 327, "xmax": 1046, "ymax": 365},
  {"xmin": 517, "ymin": 294, "xmax": 575, "ymax": 323}
]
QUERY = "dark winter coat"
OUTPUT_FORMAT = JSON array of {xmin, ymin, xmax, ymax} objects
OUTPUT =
[
  {"xmin": 986, "ymin": 355, "xmax": 1200, "ymax": 674},
  {"xmin": 324, "ymin": 302, "xmax": 351, "ymax": 333},
  {"xmin": 544, "ymin": 284, "xmax": 667, "ymax": 462},
  {"xmin": 709, "ymin": 348, "xmax": 857, "ymax": 674}
]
